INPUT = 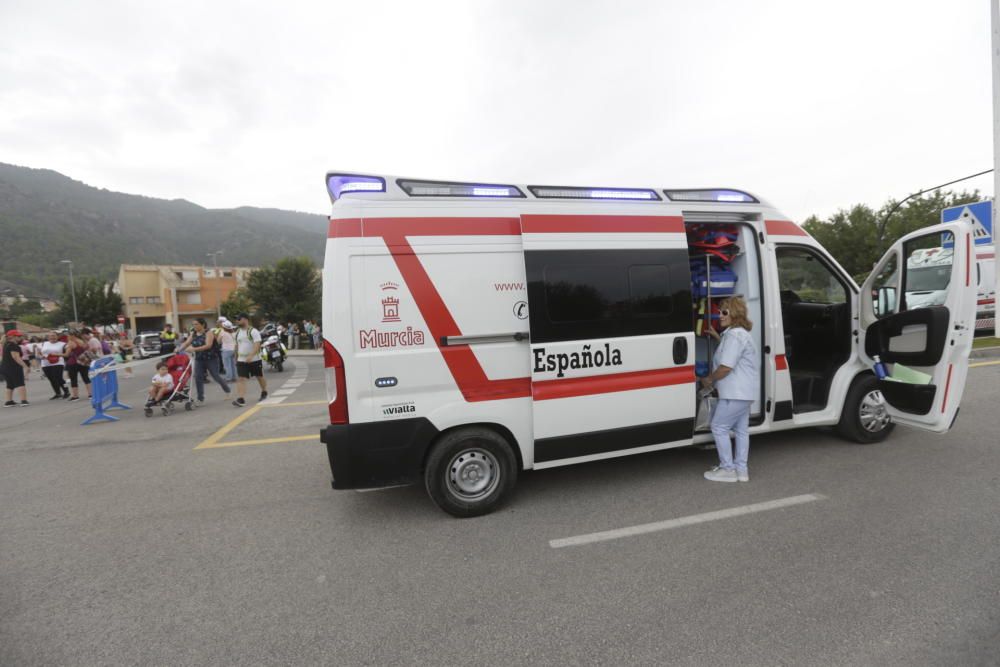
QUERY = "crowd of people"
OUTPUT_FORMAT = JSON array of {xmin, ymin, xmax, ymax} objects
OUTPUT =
[
  {"xmin": 0, "ymin": 315, "xmax": 319, "ymax": 409},
  {"xmin": 1, "ymin": 327, "xmax": 125, "ymax": 407}
]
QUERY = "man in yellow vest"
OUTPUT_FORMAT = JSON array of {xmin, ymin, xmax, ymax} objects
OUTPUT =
[{"xmin": 159, "ymin": 323, "xmax": 178, "ymax": 355}]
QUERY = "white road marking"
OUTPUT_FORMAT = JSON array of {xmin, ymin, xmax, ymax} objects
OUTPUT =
[
  {"xmin": 549, "ymin": 493, "xmax": 826, "ymax": 549},
  {"xmin": 271, "ymin": 390, "xmax": 295, "ymax": 396},
  {"xmin": 259, "ymin": 396, "xmax": 287, "ymax": 405}
]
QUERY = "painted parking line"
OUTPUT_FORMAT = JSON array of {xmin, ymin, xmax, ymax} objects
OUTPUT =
[
  {"xmin": 194, "ymin": 400, "xmax": 327, "ymax": 450},
  {"xmin": 549, "ymin": 493, "xmax": 826, "ymax": 549},
  {"xmin": 970, "ymin": 359, "xmax": 1000, "ymax": 368},
  {"xmin": 198, "ymin": 434, "xmax": 319, "ymax": 449}
]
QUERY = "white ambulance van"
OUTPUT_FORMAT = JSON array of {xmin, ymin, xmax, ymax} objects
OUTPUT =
[{"xmin": 320, "ymin": 173, "xmax": 979, "ymax": 517}]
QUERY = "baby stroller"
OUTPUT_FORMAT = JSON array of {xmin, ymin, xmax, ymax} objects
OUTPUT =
[{"xmin": 144, "ymin": 352, "xmax": 195, "ymax": 417}]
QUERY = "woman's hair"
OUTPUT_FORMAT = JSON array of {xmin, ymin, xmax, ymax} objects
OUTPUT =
[
  {"xmin": 720, "ymin": 296, "xmax": 753, "ymax": 331},
  {"xmin": 194, "ymin": 318, "xmax": 207, "ymax": 328}
]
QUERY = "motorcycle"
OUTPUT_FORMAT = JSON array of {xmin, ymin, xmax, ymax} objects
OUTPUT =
[{"xmin": 261, "ymin": 334, "xmax": 287, "ymax": 372}]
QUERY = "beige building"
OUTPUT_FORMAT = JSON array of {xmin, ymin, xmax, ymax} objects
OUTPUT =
[{"xmin": 117, "ymin": 264, "xmax": 255, "ymax": 333}]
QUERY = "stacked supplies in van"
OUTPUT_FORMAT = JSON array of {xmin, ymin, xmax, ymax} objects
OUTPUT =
[{"xmin": 687, "ymin": 225, "xmax": 740, "ymax": 336}]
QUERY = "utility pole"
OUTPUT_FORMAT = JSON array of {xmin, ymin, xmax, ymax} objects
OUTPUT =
[
  {"xmin": 60, "ymin": 259, "xmax": 79, "ymax": 324},
  {"xmin": 992, "ymin": 0, "xmax": 1000, "ymax": 337},
  {"xmin": 207, "ymin": 251, "xmax": 223, "ymax": 318}
]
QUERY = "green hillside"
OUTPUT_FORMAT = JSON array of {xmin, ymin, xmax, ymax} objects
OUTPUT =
[{"xmin": 0, "ymin": 163, "xmax": 327, "ymax": 297}]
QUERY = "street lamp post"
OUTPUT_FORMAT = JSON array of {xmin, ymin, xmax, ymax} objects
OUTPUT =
[
  {"xmin": 60, "ymin": 259, "xmax": 79, "ymax": 324},
  {"xmin": 207, "ymin": 251, "xmax": 223, "ymax": 318}
]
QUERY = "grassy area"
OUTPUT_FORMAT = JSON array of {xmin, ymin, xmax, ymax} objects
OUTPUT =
[{"xmin": 973, "ymin": 336, "xmax": 999, "ymax": 349}]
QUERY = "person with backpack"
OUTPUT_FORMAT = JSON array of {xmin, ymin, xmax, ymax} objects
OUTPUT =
[
  {"xmin": 232, "ymin": 312, "xmax": 268, "ymax": 407},
  {"xmin": 177, "ymin": 317, "xmax": 231, "ymax": 402}
]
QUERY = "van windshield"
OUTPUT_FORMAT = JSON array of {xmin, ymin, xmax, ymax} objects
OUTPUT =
[{"xmin": 906, "ymin": 266, "xmax": 951, "ymax": 292}]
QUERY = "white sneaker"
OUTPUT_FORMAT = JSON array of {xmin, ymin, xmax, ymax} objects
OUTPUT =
[
  {"xmin": 737, "ymin": 469, "xmax": 750, "ymax": 482},
  {"xmin": 704, "ymin": 466, "xmax": 738, "ymax": 483}
]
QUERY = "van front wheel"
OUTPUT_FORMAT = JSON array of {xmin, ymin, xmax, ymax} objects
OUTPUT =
[
  {"xmin": 837, "ymin": 374, "xmax": 895, "ymax": 444},
  {"xmin": 424, "ymin": 428, "xmax": 517, "ymax": 518}
]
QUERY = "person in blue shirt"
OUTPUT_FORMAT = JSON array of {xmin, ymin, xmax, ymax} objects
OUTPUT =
[{"xmin": 699, "ymin": 297, "xmax": 760, "ymax": 482}]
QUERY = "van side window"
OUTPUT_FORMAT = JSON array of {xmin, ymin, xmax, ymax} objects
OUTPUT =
[
  {"xmin": 526, "ymin": 249, "xmax": 691, "ymax": 343},
  {"xmin": 775, "ymin": 248, "xmax": 848, "ymax": 305},
  {"xmin": 901, "ymin": 231, "xmax": 954, "ymax": 311}
]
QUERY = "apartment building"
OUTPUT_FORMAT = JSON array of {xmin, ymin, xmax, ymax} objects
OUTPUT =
[{"xmin": 117, "ymin": 264, "xmax": 255, "ymax": 333}]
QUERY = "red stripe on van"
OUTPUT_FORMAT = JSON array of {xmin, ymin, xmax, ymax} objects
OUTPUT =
[
  {"xmin": 979, "ymin": 298, "xmax": 995, "ymax": 306},
  {"xmin": 328, "ymin": 218, "xmax": 363, "ymax": 238},
  {"xmin": 366, "ymin": 217, "xmax": 521, "ymax": 237},
  {"xmin": 966, "ymin": 233, "xmax": 971, "ymax": 287},
  {"xmin": 977, "ymin": 252, "xmax": 995, "ymax": 259},
  {"xmin": 765, "ymin": 220, "xmax": 808, "ymax": 237},
  {"xmin": 941, "ymin": 363, "xmax": 954, "ymax": 413},
  {"xmin": 532, "ymin": 366, "xmax": 695, "ymax": 401},
  {"xmin": 775, "ymin": 354, "xmax": 788, "ymax": 371},
  {"xmin": 384, "ymin": 232, "xmax": 531, "ymax": 402},
  {"xmin": 522, "ymin": 214, "xmax": 684, "ymax": 234}
]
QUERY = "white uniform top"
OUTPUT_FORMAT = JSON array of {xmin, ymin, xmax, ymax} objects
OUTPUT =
[
  {"xmin": 713, "ymin": 326, "xmax": 759, "ymax": 401},
  {"xmin": 235, "ymin": 327, "xmax": 262, "ymax": 363}
]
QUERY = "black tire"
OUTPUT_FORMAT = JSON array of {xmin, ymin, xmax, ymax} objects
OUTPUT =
[
  {"xmin": 276, "ymin": 360, "xmax": 283, "ymax": 372},
  {"xmin": 837, "ymin": 374, "xmax": 895, "ymax": 444},
  {"xmin": 424, "ymin": 427, "xmax": 518, "ymax": 518},
  {"xmin": 184, "ymin": 401, "xmax": 193, "ymax": 411}
]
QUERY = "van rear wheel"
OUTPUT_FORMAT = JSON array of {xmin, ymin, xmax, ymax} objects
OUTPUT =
[
  {"xmin": 424, "ymin": 428, "xmax": 517, "ymax": 518},
  {"xmin": 837, "ymin": 374, "xmax": 895, "ymax": 444}
]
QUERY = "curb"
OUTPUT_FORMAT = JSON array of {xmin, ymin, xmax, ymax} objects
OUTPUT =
[{"xmin": 971, "ymin": 345, "xmax": 1000, "ymax": 359}]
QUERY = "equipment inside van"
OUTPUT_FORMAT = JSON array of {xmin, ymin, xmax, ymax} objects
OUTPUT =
[{"xmin": 320, "ymin": 173, "xmax": 979, "ymax": 517}]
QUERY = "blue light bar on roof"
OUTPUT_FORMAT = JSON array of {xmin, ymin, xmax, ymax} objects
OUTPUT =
[
  {"xmin": 326, "ymin": 174, "xmax": 386, "ymax": 201},
  {"xmin": 528, "ymin": 185, "xmax": 661, "ymax": 201},
  {"xmin": 397, "ymin": 179, "xmax": 525, "ymax": 198},
  {"xmin": 663, "ymin": 189, "xmax": 758, "ymax": 203}
]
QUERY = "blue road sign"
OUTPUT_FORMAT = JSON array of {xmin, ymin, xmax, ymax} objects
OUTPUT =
[{"xmin": 941, "ymin": 200, "xmax": 993, "ymax": 246}]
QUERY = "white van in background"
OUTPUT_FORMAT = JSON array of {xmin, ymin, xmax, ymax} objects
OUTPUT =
[{"xmin": 319, "ymin": 173, "xmax": 979, "ymax": 516}]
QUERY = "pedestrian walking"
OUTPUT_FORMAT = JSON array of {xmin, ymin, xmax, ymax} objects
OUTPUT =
[
  {"xmin": 312, "ymin": 322, "xmax": 322, "ymax": 350},
  {"xmin": 64, "ymin": 330, "xmax": 92, "ymax": 401},
  {"xmin": 178, "ymin": 318, "xmax": 231, "ymax": 403},
  {"xmin": 288, "ymin": 322, "xmax": 299, "ymax": 350},
  {"xmin": 2, "ymin": 329, "xmax": 31, "ymax": 406},
  {"xmin": 218, "ymin": 319, "xmax": 237, "ymax": 382},
  {"xmin": 700, "ymin": 297, "xmax": 760, "ymax": 483},
  {"xmin": 40, "ymin": 331, "xmax": 69, "ymax": 399},
  {"xmin": 21, "ymin": 337, "xmax": 37, "ymax": 373},
  {"xmin": 302, "ymin": 320, "xmax": 313, "ymax": 349},
  {"xmin": 232, "ymin": 312, "xmax": 267, "ymax": 408}
]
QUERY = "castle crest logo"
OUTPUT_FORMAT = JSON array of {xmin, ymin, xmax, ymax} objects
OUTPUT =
[{"xmin": 380, "ymin": 282, "xmax": 400, "ymax": 323}]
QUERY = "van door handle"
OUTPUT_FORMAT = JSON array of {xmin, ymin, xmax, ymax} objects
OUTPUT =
[{"xmin": 673, "ymin": 337, "xmax": 689, "ymax": 365}]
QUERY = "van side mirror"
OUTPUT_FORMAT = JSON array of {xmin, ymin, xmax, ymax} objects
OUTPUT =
[{"xmin": 875, "ymin": 286, "xmax": 896, "ymax": 317}]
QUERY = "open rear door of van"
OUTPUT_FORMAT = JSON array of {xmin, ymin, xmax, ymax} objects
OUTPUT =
[{"xmin": 858, "ymin": 220, "xmax": 978, "ymax": 432}]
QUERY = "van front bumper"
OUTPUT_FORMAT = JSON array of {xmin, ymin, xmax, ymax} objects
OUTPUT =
[{"xmin": 321, "ymin": 418, "xmax": 440, "ymax": 490}]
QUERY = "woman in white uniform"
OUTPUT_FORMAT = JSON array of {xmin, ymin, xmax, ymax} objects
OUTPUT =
[{"xmin": 699, "ymin": 297, "xmax": 760, "ymax": 483}]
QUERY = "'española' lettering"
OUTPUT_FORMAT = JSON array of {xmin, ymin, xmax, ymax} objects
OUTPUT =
[{"xmin": 533, "ymin": 343, "xmax": 623, "ymax": 378}]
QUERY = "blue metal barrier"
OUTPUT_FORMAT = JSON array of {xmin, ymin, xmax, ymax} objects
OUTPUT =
[{"xmin": 82, "ymin": 356, "xmax": 131, "ymax": 425}]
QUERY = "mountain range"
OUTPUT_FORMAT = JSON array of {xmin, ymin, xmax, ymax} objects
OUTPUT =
[{"xmin": 0, "ymin": 163, "xmax": 327, "ymax": 297}]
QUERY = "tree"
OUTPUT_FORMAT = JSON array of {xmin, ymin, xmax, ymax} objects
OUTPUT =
[
  {"xmin": 246, "ymin": 256, "xmax": 321, "ymax": 323},
  {"xmin": 803, "ymin": 189, "xmax": 982, "ymax": 281},
  {"xmin": 219, "ymin": 287, "xmax": 256, "ymax": 320},
  {"xmin": 58, "ymin": 277, "xmax": 124, "ymax": 326}
]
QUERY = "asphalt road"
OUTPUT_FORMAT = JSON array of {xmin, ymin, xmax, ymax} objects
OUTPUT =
[{"xmin": 2, "ymin": 356, "xmax": 1000, "ymax": 666}]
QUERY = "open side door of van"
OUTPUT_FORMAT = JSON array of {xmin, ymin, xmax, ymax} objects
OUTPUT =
[{"xmin": 858, "ymin": 221, "xmax": 978, "ymax": 432}]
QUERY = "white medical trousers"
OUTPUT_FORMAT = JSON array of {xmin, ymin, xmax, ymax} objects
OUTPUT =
[{"xmin": 710, "ymin": 398, "xmax": 752, "ymax": 472}]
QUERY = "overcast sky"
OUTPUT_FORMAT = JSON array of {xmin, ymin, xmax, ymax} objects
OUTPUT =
[{"xmin": 0, "ymin": 0, "xmax": 994, "ymax": 222}]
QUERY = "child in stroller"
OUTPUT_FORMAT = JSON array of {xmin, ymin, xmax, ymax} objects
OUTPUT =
[{"xmin": 144, "ymin": 352, "xmax": 195, "ymax": 417}]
